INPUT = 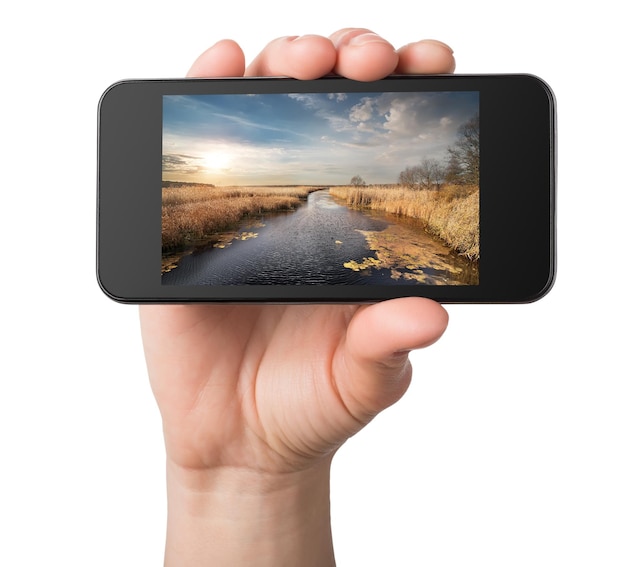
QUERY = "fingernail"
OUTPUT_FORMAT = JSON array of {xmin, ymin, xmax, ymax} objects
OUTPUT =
[
  {"xmin": 348, "ymin": 32, "xmax": 391, "ymax": 46},
  {"xmin": 291, "ymin": 34, "xmax": 323, "ymax": 42},
  {"xmin": 419, "ymin": 39, "xmax": 454, "ymax": 54}
]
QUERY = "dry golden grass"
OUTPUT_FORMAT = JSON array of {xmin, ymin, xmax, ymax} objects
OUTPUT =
[
  {"xmin": 330, "ymin": 184, "xmax": 479, "ymax": 259},
  {"xmin": 162, "ymin": 185, "xmax": 320, "ymax": 251}
]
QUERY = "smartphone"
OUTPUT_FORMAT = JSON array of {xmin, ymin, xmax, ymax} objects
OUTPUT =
[{"xmin": 97, "ymin": 74, "xmax": 556, "ymax": 303}]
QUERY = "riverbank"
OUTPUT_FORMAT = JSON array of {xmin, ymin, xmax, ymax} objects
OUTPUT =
[
  {"xmin": 329, "ymin": 184, "xmax": 479, "ymax": 260},
  {"xmin": 162, "ymin": 185, "xmax": 323, "ymax": 253},
  {"xmin": 162, "ymin": 188, "xmax": 478, "ymax": 285}
]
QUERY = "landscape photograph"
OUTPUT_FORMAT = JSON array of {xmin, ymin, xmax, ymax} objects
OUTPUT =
[{"xmin": 161, "ymin": 90, "xmax": 480, "ymax": 286}]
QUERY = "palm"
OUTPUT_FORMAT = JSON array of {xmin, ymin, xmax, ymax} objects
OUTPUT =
[
  {"xmin": 142, "ymin": 304, "xmax": 372, "ymax": 473},
  {"xmin": 141, "ymin": 301, "xmax": 445, "ymax": 473}
]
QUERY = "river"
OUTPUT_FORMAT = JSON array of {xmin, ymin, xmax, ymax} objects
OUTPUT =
[{"xmin": 161, "ymin": 189, "xmax": 477, "ymax": 286}]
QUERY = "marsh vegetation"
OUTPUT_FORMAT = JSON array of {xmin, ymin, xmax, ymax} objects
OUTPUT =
[
  {"xmin": 162, "ymin": 184, "xmax": 322, "ymax": 252},
  {"xmin": 329, "ymin": 184, "xmax": 479, "ymax": 260}
]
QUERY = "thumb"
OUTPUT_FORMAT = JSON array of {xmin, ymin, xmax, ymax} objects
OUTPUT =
[{"xmin": 336, "ymin": 298, "xmax": 448, "ymax": 424}]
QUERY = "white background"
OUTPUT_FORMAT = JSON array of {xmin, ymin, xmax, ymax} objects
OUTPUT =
[{"xmin": 1, "ymin": 1, "xmax": 624, "ymax": 565}]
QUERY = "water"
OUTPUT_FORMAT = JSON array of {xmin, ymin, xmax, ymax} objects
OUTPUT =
[{"xmin": 162, "ymin": 189, "xmax": 477, "ymax": 286}]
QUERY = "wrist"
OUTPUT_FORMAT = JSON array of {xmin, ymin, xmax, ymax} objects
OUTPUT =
[{"xmin": 164, "ymin": 457, "xmax": 335, "ymax": 567}]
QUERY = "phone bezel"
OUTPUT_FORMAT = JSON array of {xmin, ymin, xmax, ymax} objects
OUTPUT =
[{"xmin": 97, "ymin": 74, "xmax": 556, "ymax": 303}]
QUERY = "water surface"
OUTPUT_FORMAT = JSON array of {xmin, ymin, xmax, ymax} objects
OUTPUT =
[{"xmin": 162, "ymin": 190, "xmax": 476, "ymax": 286}]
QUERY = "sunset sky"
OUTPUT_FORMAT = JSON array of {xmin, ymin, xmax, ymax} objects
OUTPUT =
[{"xmin": 162, "ymin": 91, "xmax": 479, "ymax": 186}]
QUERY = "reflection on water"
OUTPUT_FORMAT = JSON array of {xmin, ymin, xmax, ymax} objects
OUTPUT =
[{"xmin": 162, "ymin": 189, "xmax": 477, "ymax": 286}]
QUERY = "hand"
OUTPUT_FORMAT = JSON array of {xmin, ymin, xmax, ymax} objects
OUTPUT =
[{"xmin": 141, "ymin": 29, "xmax": 453, "ymax": 567}]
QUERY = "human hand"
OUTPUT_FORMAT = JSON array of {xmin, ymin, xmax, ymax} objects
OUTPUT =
[{"xmin": 141, "ymin": 29, "xmax": 453, "ymax": 566}]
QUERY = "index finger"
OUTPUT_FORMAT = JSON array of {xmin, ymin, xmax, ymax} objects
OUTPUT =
[{"xmin": 187, "ymin": 39, "xmax": 246, "ymax": 78}]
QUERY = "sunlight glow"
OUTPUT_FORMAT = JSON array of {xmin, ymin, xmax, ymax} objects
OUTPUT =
[{"xmin": 202, "ymin": 151, "xmax": 231, "ymax": 171}]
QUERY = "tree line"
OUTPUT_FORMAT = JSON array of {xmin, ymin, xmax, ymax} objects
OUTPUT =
[
  {"xmin": 351, "ymin": 114, "xmax": 479, "ymax": 190},
  {"xmin": 163, "ymin": 180, "xmax": 216, "ymax": 189}
]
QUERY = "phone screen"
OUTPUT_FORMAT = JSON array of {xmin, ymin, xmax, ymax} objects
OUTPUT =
[{"xmin": 160, "ymin": 90, "xmax": 480, "ymax": 287}]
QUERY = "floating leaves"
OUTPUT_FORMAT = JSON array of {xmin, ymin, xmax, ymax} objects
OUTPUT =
[
  {"xmin": 341, "ymin": 224, "xmax": 470, "ymax": 284},
  {"xmin": 343, "ymin": 257, "xmax": 382, "ymax": 271},
  {"xmin": 213, "ymin": 230, "xmax": 260, "ymax": 248}
]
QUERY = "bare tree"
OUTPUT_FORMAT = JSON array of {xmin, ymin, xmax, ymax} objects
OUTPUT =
[
  {"xmin": 420, "ymin": 158, "xmax": 446, "ymax": 190},
  {"xmin": 399, "ymin": 159, "xmax": 446, "ymax": 190},
  {"xmin": 398, "ymin": 166, "xmax": 421, "ymax": 189},
  {"xmin": 350, "ymin": 175, "xmax": 366, "ymax": 186},
  {"xmin": 447, "ymin": 114, "xmax": 479, "ymax": 185},
  {"xmin": 445, "ymin": 153, "xmax": 463, "ymax": 184}
]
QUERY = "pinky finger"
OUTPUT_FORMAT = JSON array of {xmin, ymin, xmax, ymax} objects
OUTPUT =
[{"xmin": 395, "ymin": 40, "xmax": 456, "ymax": 74}]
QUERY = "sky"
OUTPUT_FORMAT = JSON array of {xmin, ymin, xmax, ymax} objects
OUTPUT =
[{"xmin": 162, "ymin": 90, "xmax": 479, "ymax": 186}]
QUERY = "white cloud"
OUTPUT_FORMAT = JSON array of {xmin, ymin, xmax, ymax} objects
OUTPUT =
[
  {"xmin": 356, "ymin": 122, "xmax": 375, "ymax": 132},
  {"xmin": 287, "ymin": 93, "xmax": 321, "ymax": 110},
  {"xmin": 328, "ymin": 92, "xmax": 347, "ymax": 102},
  {"xmin": 349, "ymin": 97, "xmax": 375, "ymax": 123},
  {"xmin": 382, "ymin": 98, "xmax": 419, "ymax": 137}
]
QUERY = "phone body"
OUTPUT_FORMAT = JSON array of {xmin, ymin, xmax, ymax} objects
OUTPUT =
[{"xmin": 97, "ymin": 74, "xmax": 556, "ymax": 303}]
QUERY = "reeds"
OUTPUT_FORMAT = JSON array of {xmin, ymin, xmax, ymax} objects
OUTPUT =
[
  {"xmin": 162, "ymin": 185, "xmax": 319, "ymax": 251},
  {"xmin": 329, "ymin": 184, "xmax": 479, "ymax": 259}
]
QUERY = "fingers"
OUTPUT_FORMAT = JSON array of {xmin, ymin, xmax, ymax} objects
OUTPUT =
[
  {"xmin": 190, "ymin": 33, "xmax": 455, "ymax": 81},
  {"xmin": 337, "ymin": 298, "xmax": 449, "ymax": 423},
  {"xmin": 396, "ymin": 39, "xmax": 456, "ymax": 74},
  {"xmin": 187, "ymin": 39, "xmax": 246, "ymax": 78},
  {"xmin": 245, "ymin": 35, "xmax": 336, "ymax": 79},
  {"xmin": 329, "ymin": 28, "xmax": 399, "ymax": 81}
]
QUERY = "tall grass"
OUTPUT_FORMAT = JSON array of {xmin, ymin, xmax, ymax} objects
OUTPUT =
[
  {"xmin": 330, "ymin": 184, "xmax": 479, "ymax": 259},
  {"xmin": 162, "ymin": 185, "xmax": 320, "ymax": 251}
]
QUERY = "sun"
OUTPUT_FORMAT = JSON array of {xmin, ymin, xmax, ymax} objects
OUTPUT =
[{"xmin": 202, "ymin": 151, "xmax": 231, "ymax": 171}]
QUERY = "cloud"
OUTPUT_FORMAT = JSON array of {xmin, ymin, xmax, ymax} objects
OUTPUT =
[
  {"xmin": 162, "ymin": 153, "xmax": 203, "ymax": 174},
  {"xmin": 356, "ymin": 122, "xmax": 375, "ymax": 132},
  {"xmin": 287, "ymin": 93, "xmax": 322, "ymax": 110},
  {"xmin": 381, "ymin": 98, "xmax": 420, "ymax": 137},
  {"xmin": 328, "ymin": 92, "xmax": 347, "ymax": 102},
  {"xmin": 349, "ymin": 97, "xmax": 375, "ymax": 123}
]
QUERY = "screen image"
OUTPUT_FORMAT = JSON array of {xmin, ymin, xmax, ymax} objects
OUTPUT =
[{"xmin": 161, "ymin": 91, "xmax": 479, "ymax": 286}]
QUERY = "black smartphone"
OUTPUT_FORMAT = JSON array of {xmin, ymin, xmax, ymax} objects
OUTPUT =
[{"xmin": 97, "ymin": 74, "xmax": 556, "ymax": 303}]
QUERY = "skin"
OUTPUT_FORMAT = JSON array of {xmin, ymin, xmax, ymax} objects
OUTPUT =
[{"xmin": 142, "ymin": 29, "xmax": 455, "ymax": 566}]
